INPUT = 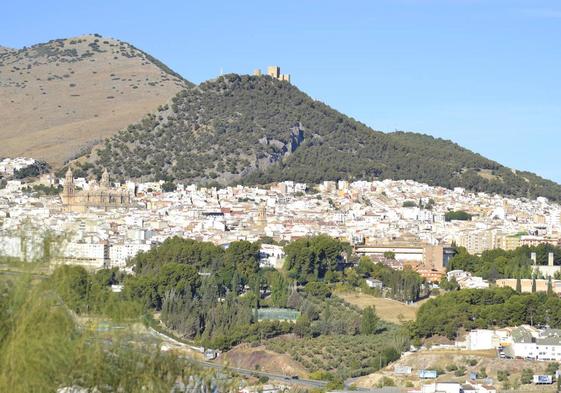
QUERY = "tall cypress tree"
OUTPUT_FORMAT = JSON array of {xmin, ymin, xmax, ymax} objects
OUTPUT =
[{"xmin": 360, "ymin": 306, "xmax": 379, "ymax": 335}]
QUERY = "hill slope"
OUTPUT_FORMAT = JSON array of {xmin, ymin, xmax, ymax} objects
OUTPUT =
[
  {"xmin": 0, "ymin": 34, "xmax": 191, "ymax": 164},
  {"xmin": 0, "ymin": 46, "xmax": 14, "ymax": 55},
  {"xmin": 83, "ymin": 73, "xmax": 561, "ymax": 201}
]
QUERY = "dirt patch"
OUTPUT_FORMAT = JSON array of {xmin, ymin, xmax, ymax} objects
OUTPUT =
[
  {"xmin": 219, "ymin": 343, "xmax": 308, "ymax": 378},
  {"xmin": 354, "ymin": 349, "xmax": 556, "ymax": 391}
]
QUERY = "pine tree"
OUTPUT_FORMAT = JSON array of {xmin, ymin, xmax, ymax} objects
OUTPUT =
[
  {"xmin": 532, "ymin": 276, "xmax": 537, "ymax": 293},
  {"xmin": 548, "ymin": 276, "xmax": 553, "ymax": 296},
  {"xmin": 516, "ymin": 277, "xmax": 522, "ymax": 293}
]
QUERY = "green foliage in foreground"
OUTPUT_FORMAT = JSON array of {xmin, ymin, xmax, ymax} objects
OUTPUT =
[
  {"xmin": 49, "ymin": 265, "xmax": 143, "ymax": 321},
  {"xmin": 412, "ymin": 287, "xmax": 561, "ymax": 339},
  {"xmin": 0, "ymin": 274, "xmax": 234, "ymax": 393}
]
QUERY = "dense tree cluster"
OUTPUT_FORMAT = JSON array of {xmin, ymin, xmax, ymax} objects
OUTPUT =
[
  {"xmin": 283, "ymin": 235, "xmax": 352, "ymax": 283},
  {"xmin": 49, "ymin": 265, "xmax": 142, "ymax": 320},
  {"xmin": 412, "ymin": 287, "xmax": 561, "ymax": 339},
  {"xmin": 113, "ymin": 235, "xmax": 382, "ymax": 349},
  {"xmin": 12, "ymin": 160, "xmax": 50, "ymax": 179},
  {"xmin": 84, "ymin": 74, "xmax": 561, "ymax": 200},
  {"xmin": 445, "ymin": 210, "xmax": 472, "ymax": 221},
  {"xmin": 17, "ymin": 234, "xmax": 408, "ymax": 380},
  {"xmin": 358, "ymin": 258, "xmax": 426, "ymax": 302},
  {"xmin": 448, "ymin": 244, "xmax": 561, "ymax": 280}
]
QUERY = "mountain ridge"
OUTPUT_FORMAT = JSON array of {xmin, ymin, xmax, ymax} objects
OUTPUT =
[
  {"xmin": 0, "ymin": 34, "xmax": 191, "ymax": 164},
  {"xmin": 74, "ymin": 73, "xmax": 561, "ymax": 201}
]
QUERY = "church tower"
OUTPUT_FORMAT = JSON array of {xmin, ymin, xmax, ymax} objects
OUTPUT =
[
  {"xmin": 255, "ymin": 202, "xmax": 267, "ymax": 229},
  {"xmin": 100, "ymin": 168, "xmax": 110, "ymax": 188},
  {"xmin": 61, "ymin": 168, "xmax": 76, "ymax": 208},
  {"xmin": 64, "ymin": 168, "xmax": 75, "ymax": 192}
]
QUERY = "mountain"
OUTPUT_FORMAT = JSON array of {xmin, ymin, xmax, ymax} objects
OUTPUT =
[
  {"xmin": 0, "ymin": 46, "xmax": 15, "ymax": 55},
  {"xmin": 0, "ymin": 34, "xmax": 191, "ymax": 165},
  {"xmin": 78, "ymin": 73, "xmax": 561, "ymax": 201}
]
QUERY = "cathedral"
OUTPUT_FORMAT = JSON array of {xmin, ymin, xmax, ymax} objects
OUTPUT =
[{"xmin": 60, "ymin": 168, "xmax": 131, "ymax": 212}]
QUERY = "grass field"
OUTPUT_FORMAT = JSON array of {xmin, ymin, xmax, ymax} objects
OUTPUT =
[{"xmin": 336, "ymin": 292, "xmax": 424, "ymax": 324}]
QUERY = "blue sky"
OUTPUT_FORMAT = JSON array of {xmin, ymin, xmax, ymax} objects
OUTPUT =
[{"xmin": 2, "ymin": 0, "xmax": 560, "ymax": 182}]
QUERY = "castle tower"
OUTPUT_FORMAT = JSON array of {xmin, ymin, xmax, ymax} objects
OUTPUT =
[{"xmin": 267, "ymin": 66, "xmax": 280, "ymax": 79}]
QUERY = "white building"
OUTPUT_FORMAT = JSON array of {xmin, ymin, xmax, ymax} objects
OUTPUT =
[
  {"xmin": 459, "ymin": 329, "xmax": 510, "ymax": 351},
  {"xmin": 0, "ymin": 234, "xmax": 45, "ymax": 262},
  {"xmin": 109, "ymin": 243, "xmax": 151, "ymax": 268},
  {"xmin": 509, "ymin": 326, "xmax": 561, "ymax": 361},
  {"xmin": 0, "ymin": 157, "xmax": 36, "ymax": 176},
  {"xmin": 259, "ymin": 244, "xmax": 285, "ymax": 269},
  {"xmin": 58, "ymin": 241, "xmax": 109, "ymax": 270}
]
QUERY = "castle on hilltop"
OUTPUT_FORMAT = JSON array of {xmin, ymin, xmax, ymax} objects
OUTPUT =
[
  {"xmin": 60, "ymin": 168, "xmax": 131, "ymax": 212},
  {"xmin": 253, "ymin": 65, "xmax": 291, "ymax": 83}
]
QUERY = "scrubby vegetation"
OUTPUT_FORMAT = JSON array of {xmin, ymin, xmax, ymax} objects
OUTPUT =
[
  {"xmin": 13, "ymin": 160, "xmax": 50, "ymax": 179},
  {"xmin": 448, "ymin": 244, "xmax": 561, "ymax": 280},
  {"xmin": 83, "ymin": 236, "xmax": 390, "ymax": 351},
  {"xmin": 358, "ymin": 257, "xmax": 426, "ymax": 302},
  {"xmin": 445, "ymin": 210, "xmax": 472, "ymax": 221},
  {"xmin": 0, "ymin": 273, "xmax": 235, "ymax": 392},
  {"xmin": 266, "ymin": 329, "xmax": 406, "ymax": 379},
  {"xmin": 87, "ymin": 73, "xmax": 561, "ymax": 200}
]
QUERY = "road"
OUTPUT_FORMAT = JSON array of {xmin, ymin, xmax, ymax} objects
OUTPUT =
[
  {"xmin": 0, "ymin": 268, "xmax": 48, "ymax": 280},
  {"xmin": 149, "ymin": 327, "xmax": 327, "ymax": 388},
  {"xmin": 189, "ymin": 358, "xmax": 328, "ymax": 389}
]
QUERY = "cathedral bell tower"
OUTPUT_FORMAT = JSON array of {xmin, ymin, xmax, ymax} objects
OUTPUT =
[
  {"xmin": 61, "ymin": 168, "xmax": 75, "ymax": 207},
  {"xmin": 100, "ymin": 168, "xmax": 110, "ymax": 188}
]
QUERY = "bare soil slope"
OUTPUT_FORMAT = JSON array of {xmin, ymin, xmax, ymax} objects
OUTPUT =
[
  {"xmin": 355, "ymin": 349, "xmax": 554, "ymax": 391},
  {"xmin": 0, "ymin": 34, "xmax": 189, "ymax": 165},
  {"xmin": 220, "ymin": 343, "xmax": 308, "ymax": 378}
]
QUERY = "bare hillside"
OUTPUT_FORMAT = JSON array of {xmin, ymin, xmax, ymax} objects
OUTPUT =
[
  {"xmin": 0, "ymin": 34, "xmax": 190, "ymax": 165},
  {"xmin": 0, "ymin": 46, "xmax": 14, "ymax": 55}
]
